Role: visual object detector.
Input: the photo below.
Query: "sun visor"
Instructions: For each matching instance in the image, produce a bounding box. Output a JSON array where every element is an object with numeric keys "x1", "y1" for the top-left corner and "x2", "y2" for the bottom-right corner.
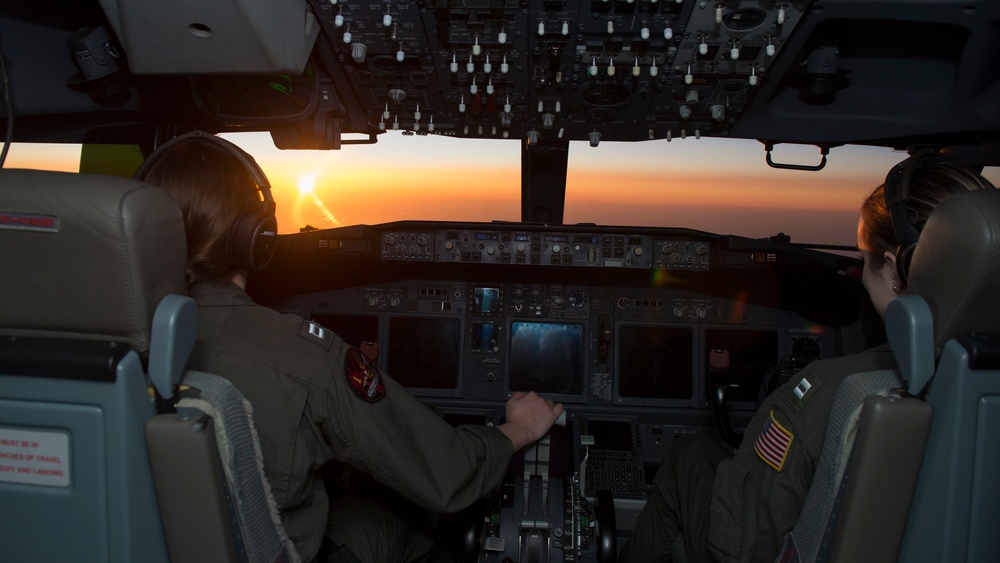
[{"x1": 97, "y1": 0, "x2": 319, "y2": 74}]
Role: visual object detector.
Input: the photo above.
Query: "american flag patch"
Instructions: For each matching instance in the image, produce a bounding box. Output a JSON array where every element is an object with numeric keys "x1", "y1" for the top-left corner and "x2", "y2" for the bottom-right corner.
[{"x1": 754, "y1": 410, "x2": 794, "y2": 471}]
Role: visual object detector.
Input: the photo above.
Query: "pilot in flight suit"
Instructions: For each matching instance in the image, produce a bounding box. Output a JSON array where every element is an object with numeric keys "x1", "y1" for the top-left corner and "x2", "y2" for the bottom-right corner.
[
  {"x1": 136, "y1": 132, "x2": 564, "y2": 563},
  {"x1": 188, "y1": 280, "x2": 516, "y2": 562},
  {"x1": 621, "y1": 150, "x2": 997, "y2": 563},
  {"x1": 620, "y1": 346, "x2": 897, "y2": 563}
]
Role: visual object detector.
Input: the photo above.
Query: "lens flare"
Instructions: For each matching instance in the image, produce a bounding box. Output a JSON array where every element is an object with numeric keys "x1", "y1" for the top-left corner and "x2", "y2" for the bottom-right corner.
[{"x1": 292, "y1": 173, "x2": 340, "y2": 229}]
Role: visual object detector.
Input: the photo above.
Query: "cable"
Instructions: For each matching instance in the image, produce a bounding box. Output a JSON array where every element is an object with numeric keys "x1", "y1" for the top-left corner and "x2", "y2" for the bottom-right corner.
[{"x1": 0, "y1": 32, "x2": 12, "y2": 168}]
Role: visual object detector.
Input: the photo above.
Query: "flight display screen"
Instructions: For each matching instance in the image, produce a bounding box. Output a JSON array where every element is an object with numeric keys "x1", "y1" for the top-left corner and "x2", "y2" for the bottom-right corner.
[
  {"x1": 386, "y1": 317, "x2": 461, "y2": 389},
  {"x1": 704, "y1": 329, "x2": 779, "y2": 402},
  {"x1": 311, "y1": 314, "x2": 378, "y2": 348},
  {"x1": 474, "y1": 287, "x2": 501, "y2": 314},
  {"x1": 617, "y1": 325, "x2": 694, "y2": 400},
  {"x1": 471, "y1": 321, "x2": 500, "y2": 352},
  {"x1": 509, "y1": 321, "x2": 584, "y2": 395}
]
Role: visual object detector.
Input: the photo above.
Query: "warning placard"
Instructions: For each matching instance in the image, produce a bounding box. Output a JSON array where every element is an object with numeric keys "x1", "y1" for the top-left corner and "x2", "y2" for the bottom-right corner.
[{"x1": 0, "y1": 427, "x2": 71, "y2": 487}]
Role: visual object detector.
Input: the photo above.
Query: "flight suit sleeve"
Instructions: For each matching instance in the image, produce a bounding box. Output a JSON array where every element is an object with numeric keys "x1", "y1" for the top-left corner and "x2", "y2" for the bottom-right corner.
[{"x1": 318, "y1": 340, "x2": 514, "y2": 514}]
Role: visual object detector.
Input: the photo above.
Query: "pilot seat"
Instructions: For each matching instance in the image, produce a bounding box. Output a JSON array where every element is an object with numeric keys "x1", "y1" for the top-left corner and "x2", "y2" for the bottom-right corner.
[
  {"x1": 779, "y1": 188, "x2": 1000, "y2": 562},
  {"x1": 0, "y1": 168, "x2": 297, "y2": 563}
]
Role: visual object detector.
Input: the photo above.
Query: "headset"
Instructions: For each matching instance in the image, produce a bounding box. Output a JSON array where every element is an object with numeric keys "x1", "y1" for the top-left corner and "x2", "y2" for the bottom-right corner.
[
  {"x1": 134, "y1": 130, "x2": 278, "y2": 272},
  {"x1": 882, "y1": 148, "x2": 949, "y2": 285}
]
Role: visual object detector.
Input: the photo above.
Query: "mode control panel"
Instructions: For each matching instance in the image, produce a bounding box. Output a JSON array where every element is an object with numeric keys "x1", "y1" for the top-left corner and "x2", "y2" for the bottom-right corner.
[
  {"x1": 436, "y1": 228, "x2": 654, "y2": 269},
  {"x1": 655, "y1": 239, "x2": 711, "y2": 271},
  {"x1": 380, "y1": 231, "x2": 434, "y2": 261},
  {"x1": 380, "y1": 227, "x2": 713, "y2": 271}
]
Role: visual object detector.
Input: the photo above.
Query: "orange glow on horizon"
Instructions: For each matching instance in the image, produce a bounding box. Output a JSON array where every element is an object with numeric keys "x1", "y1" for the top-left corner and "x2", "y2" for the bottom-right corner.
[
  {"x1": 566, "y1": 169, "x2": 868, "y2": 210},
  {"x1": 12, "y1": 132, "x2": 999, "y2": 248}
]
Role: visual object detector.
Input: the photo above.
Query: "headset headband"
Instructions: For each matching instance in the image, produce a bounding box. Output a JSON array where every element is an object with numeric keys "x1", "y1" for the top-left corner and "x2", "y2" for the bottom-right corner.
[
  {"x1": 133, "y1": 130, "x2": 274, "y2": 204},
  {"x1": 134, "y1": 130, "x2": 278, "y2": 272},
  {"x1": 883, "y1": 148, "x2": 948, "y2": 283}
]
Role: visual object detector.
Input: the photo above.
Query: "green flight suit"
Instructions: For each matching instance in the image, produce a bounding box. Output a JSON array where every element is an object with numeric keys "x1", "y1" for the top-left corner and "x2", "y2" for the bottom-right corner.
[
  {"x1": 620, "y1": 345, "x2": 896, "y2": 563},
  {"x1": 186, "y1": 282, "x2": 513, "y2": 563}
]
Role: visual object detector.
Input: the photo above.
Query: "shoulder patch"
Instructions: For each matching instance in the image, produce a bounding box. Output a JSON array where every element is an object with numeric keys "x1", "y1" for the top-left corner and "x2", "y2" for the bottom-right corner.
[
  {"x1": 784, "y1": 372, "x2": 822, "y2": 413},
  {"x1": 299, "y1": 320, "x2": 334, "y2": 350},
  {"x1": 345, "y1": 347, "x2": 386, "y2": 403},
  {"x1": 754, "y1": 410, "x2": 794, "y2": 472}
]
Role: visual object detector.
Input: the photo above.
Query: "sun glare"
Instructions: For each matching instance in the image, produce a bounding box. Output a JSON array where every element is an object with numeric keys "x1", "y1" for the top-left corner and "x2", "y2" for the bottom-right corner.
[{"x1": 298, "y1": 175, "x2": 316, "y2": 195}]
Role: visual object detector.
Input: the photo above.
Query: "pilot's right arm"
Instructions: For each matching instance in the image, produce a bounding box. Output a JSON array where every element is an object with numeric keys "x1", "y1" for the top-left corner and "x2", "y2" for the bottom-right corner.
[{"x1": 314, "y1": 339, "x2": 515, "y2": 514}]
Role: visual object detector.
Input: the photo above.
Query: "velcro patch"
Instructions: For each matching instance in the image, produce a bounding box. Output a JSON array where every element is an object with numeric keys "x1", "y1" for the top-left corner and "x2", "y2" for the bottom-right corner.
[
  {"x1": 345, "y1": 347, "x2": 386, "y2": 403},
  {"x1": 298, "y1": 321, "x2": 334, "y2": 350},
  {"x1": 754, "y1": 410, "x2": 794, "y2": 472},
  {"x1": 784, "y1": 372, "x2": 822, "y2": 413}
]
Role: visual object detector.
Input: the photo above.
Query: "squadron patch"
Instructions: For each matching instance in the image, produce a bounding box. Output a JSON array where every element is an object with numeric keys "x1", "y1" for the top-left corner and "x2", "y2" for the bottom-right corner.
[
  {"x1": 754, "y1": 410, "x2": 794, "y2": 472},
  {"x1": 345, "y1": 347, "x2": 386, "y2": 403}
]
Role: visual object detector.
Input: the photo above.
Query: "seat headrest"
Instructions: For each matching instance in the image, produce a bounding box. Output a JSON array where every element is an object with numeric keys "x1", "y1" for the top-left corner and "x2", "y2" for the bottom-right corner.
[
  {"x1": 906, "y1": 189, "x2": 1000, "y2": 350},
  {"x1": 0, "y1": 169, "x2": 186, "y2": 355}
]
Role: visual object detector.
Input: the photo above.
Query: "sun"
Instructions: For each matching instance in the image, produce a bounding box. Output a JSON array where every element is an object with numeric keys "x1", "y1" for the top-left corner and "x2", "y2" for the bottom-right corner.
[{"x1": 298, "y1": 175, "x2": 316, "y2": 195}]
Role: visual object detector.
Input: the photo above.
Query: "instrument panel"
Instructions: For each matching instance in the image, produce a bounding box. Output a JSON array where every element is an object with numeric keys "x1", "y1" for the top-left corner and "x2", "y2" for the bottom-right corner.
[
  {"x1": 259, "y1": 219, "x2": 866, "y2": 559},
  {"x1": 295, "y1": 279, "x2": 835, "y2": 407}
]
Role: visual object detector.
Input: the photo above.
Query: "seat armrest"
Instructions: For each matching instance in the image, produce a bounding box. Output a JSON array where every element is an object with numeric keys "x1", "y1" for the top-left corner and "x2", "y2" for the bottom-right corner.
[
  {"x1": 829, "y1": 395, "x2": 932, "y2": 563},
  {"x1": 146, "y1": 413, "x2": 239, "y2": 563}
]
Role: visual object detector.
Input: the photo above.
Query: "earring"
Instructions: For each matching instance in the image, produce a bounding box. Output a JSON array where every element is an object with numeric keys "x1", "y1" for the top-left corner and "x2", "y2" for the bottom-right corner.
[{"x1": 893, "y1": 284, "x2": 898, "y2": 292}]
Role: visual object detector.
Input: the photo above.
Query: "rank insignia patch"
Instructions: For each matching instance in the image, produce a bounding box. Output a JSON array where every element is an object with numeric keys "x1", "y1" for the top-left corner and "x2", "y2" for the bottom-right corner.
[
  {"x1": 754, "y1": 410, "x2": 794, "y2": 471},
  {"x1": 299, "y1": 320, "x2": 334, "y2": 350},
  {"x1": 345, "y1": 347, "x2": 386, "y2": 403}
]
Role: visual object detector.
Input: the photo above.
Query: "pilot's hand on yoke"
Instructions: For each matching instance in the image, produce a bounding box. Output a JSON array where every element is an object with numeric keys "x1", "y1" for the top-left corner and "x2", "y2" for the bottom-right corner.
[{"x1": 499, "y1": 391, "x2": 565, "y2": 451}]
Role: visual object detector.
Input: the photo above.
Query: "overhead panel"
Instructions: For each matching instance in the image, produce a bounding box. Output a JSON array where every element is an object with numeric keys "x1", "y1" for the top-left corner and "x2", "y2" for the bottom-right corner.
[{"x1": 312, "y1": 0, "x2": 810, "y2": 143}]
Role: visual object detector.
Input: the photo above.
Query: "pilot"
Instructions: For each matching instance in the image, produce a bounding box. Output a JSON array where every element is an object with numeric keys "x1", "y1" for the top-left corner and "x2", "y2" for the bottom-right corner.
[
  {"x1": 136, "y1": 131, "x2": 564, "y2": 563},
  {"x1": 619, "y1": 152, "x2": 996, "y2": 563}
]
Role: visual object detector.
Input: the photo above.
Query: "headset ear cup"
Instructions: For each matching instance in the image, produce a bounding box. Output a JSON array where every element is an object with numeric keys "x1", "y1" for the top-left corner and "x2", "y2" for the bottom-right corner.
[
  {"x1": 250, "y1": 215, "x2": 279, "y2": 271},
  {"x1": 226, "y1": 205, "x2": 278, "y2": 272},
  {"x1": 896, "y1": 242, "x2": 917, "y2": 285}
]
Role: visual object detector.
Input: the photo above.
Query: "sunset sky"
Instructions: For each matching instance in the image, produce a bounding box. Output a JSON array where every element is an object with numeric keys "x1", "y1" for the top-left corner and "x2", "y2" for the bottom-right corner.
[{"x1": 7, "y1": 133, "x2": 997, "y2": 248}]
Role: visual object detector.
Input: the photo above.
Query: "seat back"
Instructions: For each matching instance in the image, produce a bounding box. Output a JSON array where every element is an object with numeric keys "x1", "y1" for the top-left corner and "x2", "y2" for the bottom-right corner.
[
  {"x1": 0, "y1": 169, "x2": 189, "y2": 563},
  {"x1": 777, "y1": 189, "x2": 1000, "y2": 563},
  {"x1": 0, "y1": 168, "x2": 300, "y2": 563},
  {"x1": 896, "y1": 189, "x2": 1000, "y2": 562}
]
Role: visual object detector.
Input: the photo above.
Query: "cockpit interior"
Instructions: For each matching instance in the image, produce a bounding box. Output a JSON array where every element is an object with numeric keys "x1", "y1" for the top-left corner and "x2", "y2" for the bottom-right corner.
[{"x1": 2, "y1": 1, "x2": 1000, "y2": 562}]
